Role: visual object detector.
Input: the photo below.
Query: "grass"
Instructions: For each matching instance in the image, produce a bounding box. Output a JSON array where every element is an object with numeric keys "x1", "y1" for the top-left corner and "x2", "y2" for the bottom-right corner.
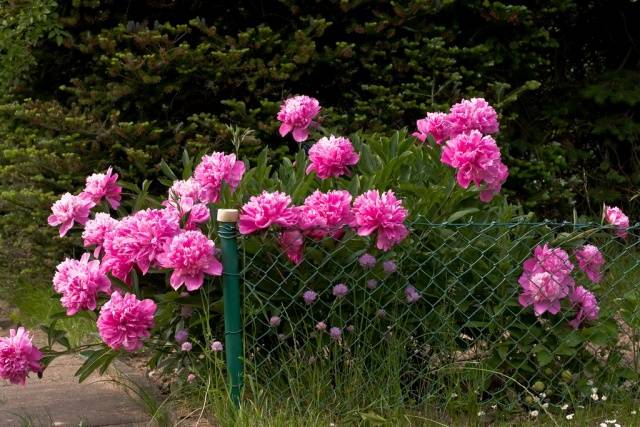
[{"x1": 2, "y1": 283, "x2": 95, "y2": 346}]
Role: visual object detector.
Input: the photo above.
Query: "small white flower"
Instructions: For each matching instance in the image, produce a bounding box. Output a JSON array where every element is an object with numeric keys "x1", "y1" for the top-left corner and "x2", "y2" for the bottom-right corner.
[
  {"x1": 615, "y1": 424, "x2": 621, "y2": 427},
  {"x1": 451, "y1": 393, "x2": 458, "y2": 399},
  {"x1": 542, "y1": 403, "x2": 549, "y2": 409},
  {"x1": 591, "y1": 393, "x2": 600, "y2": 401},
  {"x1": 491, "y1": 404, "x2": 497, "y2": 410},
  {"x1": 529, "y1": 410, "x2": 539, "y2": 418},
  {"x1": 587, "y1": 379, "x2": 594, "y2": 386},
  {"x1": 477, "y1": 411, "x2": 485, "y2": 417},
  {"x1": 539, "y1": 392, "x2": 547, "y2": 398},
  {"x1": 561, "y1": 404, "x2": 569, "y2": 411},
  {"x1": 601, "y1": 395, "x2": 607, "y2": 401},
  {"x1": 566, "y1": 413, "x2": 574, "y2": 420},
  {"x1": 329, "y1": 424, "x2": 335, "y2": 427},
  {"x1": 632, "y1": 410, "x2": 637, "y2": 415},
  {"x1": 605, "y1": 419, "x2": 617, "y2": 424},
  {"x1": 599, "y1": 424, "x2": 607, "y2": 427},
  {"x1": 591, "y1": 387, "x2": 599, "y2": 394}
]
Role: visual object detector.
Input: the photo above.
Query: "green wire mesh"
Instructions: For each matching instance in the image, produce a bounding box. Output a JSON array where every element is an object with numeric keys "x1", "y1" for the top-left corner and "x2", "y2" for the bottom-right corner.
[{"x1": 239, "y1": 221, "x2": 640, "y2": 410}]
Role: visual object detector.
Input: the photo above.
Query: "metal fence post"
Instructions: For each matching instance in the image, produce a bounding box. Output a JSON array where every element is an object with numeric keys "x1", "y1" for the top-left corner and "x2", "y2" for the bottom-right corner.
[{"x1": 217, "y1": 208, "x2": 242, "y2": 407}]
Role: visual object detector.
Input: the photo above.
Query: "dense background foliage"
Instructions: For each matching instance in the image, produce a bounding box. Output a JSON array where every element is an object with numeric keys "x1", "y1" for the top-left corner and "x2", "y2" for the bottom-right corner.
[{"x1": 1, "y1": 0, "x2": 639, "y2": 299}]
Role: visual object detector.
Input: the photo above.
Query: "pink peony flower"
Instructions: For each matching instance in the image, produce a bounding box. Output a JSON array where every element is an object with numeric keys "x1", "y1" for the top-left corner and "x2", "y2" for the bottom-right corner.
[
  {"x1": 279, "y1": 230, "x2": 304, "y2": 264},
  {"x1": 332, "y1": 283, "x2": 349, "y2": 298},
  {"x1": 352, "y1": 190, "x2": 409, "y2": 251},
  {"x1": 175, "y1": 329, "x2": 188, "y2": 344},
  {"x1": 447, "y1": 98, "x2": 499, "y2": 137},
  {"x1": 440, "y1": 130, "x2": 508, "y2": 203},
  {"x1": 80, "y1": 167, "x2": 122, "y2": 209},
  {"x1": 238, "y1": 191, "x2": 298, "y2": 234},
  {"x1": 102, "y1": 208, "x2": 180, "y2": 280},
  {"x1": 303, "y1": 290, "x2": 318, "y2": 305},
  {"x1": 193, "y1": 153, "x2": 245, "y2": 204},
  {"x1": 568, "y1": 286, "x2": 599, "y2": 329},
  {"x1": 0, "y1": 327, "x2": 42, "y2": 385},
  {"x1": 157, "y1": 230, "x2": 223, "y2": 292},
  {"x1": 305, "y1": 135, "x2": 360, "y2": 179},
  {"x1": 53, "y1": 253, "x2": 112, "y2": 316},
  {"x1": 575, "y1": 245, "x2": 605, "y2": 283},
  {"x1": 211, "y1": 341, "x2": 224, "y2": 352},
  {"x1": 82, "y1": 213, "x2": 119, "y2": 257},
  {"x1": 605, "y1": 206, "x2": 629, "y2": 238},
  {"x1": 413, "y1": 112, "x2": 450, "y2": 144},
  {"x1": 299, "y1": 190, "x2": 353, "y2": 239},
  {"x1": 405, "y1": 285, "x2": 421, "y2": 303},
  {"x1": 269, "y1": 316, "x2": 282, "y2": 327},
  {"x1": 277, "y1": 95, "x2": 321, "y2": 142},
  {"x1": 48, "y1": 193, "x2": 94, "y2": 237},
  {"x1": 97, "y1": 291, "x2": 156, "y2": 352},
  {"x1": 358, "y1": 253, "x2": 376, "y2": 268},
  {"x1": 518, "y1": 272, "x2": 571, "y2": 316}
]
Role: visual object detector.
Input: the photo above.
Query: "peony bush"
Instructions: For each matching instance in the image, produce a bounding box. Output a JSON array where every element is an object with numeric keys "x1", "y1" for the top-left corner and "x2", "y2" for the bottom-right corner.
[{"x1": 1, "y1": 95, "x2": 635, "y2": 412}]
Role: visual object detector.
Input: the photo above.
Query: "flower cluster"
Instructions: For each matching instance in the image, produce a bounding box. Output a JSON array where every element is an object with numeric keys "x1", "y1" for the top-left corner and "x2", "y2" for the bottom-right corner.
[
  {"x1": 53, "y1": 253, "x2": 111, "y2": 315},
  {"x1": 413, "y1": 98, "x2": 507, "y2": 202},
  {"x1": 48, "y1": 167, "x2": 123, "y2": 237},
  {"x1": 240, "y1": 188, "x2": 409, "y2": 262},
  {"x1": 46, "y1": 151, "x2": 237, "y2": 355},
  {"x1": 518, "y1": 243, "x2": 603, "y2": 328},
  {"x1": 0, "y1": 327, "x2": 42, "y2": 385},
  {"x1": 277, "y1": 95, "x2": 321, "y2": 142},
  {"x1": 306, "y1": 135, "x2": 360, "y2": 179},
  {"x1": 413, "y1": 98, "x2": 499, "y2": 144}
]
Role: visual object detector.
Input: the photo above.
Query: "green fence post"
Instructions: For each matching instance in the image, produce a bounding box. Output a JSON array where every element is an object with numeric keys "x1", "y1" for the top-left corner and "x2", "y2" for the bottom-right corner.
[{"x1": 217, "y1": 208, "x2": 243, "y2": 407}]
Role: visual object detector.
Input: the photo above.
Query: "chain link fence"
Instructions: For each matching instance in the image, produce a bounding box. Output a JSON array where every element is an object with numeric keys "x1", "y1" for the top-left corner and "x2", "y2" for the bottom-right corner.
[{"x1": 239, "y1": 220, "x2": 640, "y2": 410}]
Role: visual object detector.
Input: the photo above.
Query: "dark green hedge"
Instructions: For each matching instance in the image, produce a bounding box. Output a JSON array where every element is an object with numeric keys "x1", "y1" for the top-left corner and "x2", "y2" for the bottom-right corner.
[{"x1": 1, "y1": 0, "x2": 639, "y2": 292}]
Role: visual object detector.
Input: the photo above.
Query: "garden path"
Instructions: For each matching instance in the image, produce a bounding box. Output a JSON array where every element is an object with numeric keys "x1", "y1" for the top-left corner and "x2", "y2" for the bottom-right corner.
[{"x1": 0, "y1": 301, "x2": 151, "y2": 427}]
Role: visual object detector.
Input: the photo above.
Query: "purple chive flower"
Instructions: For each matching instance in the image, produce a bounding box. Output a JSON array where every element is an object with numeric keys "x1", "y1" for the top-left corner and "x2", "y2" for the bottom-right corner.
[
  {"x1": 405, "y1": 285, "x2": 421, "y2": 303},
  {"x1": 358, "y1": 253, "x2": 376, "y2": 268},
  {"x1": 211, "y1": 340, "x2": 224, "y2": 352},
  {"x1": 329, "y1": 327, "x2": 342, "y2": 340},
  {"x1": 376, "y1": 308, "x2": 387, "y2": 318},
  {"x1": 175, "y1": 329, "x2": 189, "y2": 344},
  {"x1": 315, "y1": 321, "x2": 327, "y2": 331},
  {"x1": 303, "y1": 290, "x2": 318, "y2": 305},
  {"x1": 269, "y1": 315, "x2": 282, "y2": 327},
  {"x1": 181, "y1": 342, "x2": 193, "y2": 352},
  {"x1": 332, "y1": 283, "x2": 349, "y2": 298},
  {"x1": 187, "y1": 373, "x2": 196, "y2": 383},
  {"x1": 383, "y1": 260, "x2": 397, "y2": 274},
  {"x1": 346, "y1": 325, "x2": 355, "y2": 333},
  {"x1": 367, "y1": 279, "x2": 378, "y2": 290}
]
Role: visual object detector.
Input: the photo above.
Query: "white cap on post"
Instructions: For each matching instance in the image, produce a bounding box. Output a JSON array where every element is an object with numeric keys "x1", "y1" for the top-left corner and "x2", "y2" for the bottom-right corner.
[{"x1": 217, "y1": 208, "x2": 239, "y2": 223}]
